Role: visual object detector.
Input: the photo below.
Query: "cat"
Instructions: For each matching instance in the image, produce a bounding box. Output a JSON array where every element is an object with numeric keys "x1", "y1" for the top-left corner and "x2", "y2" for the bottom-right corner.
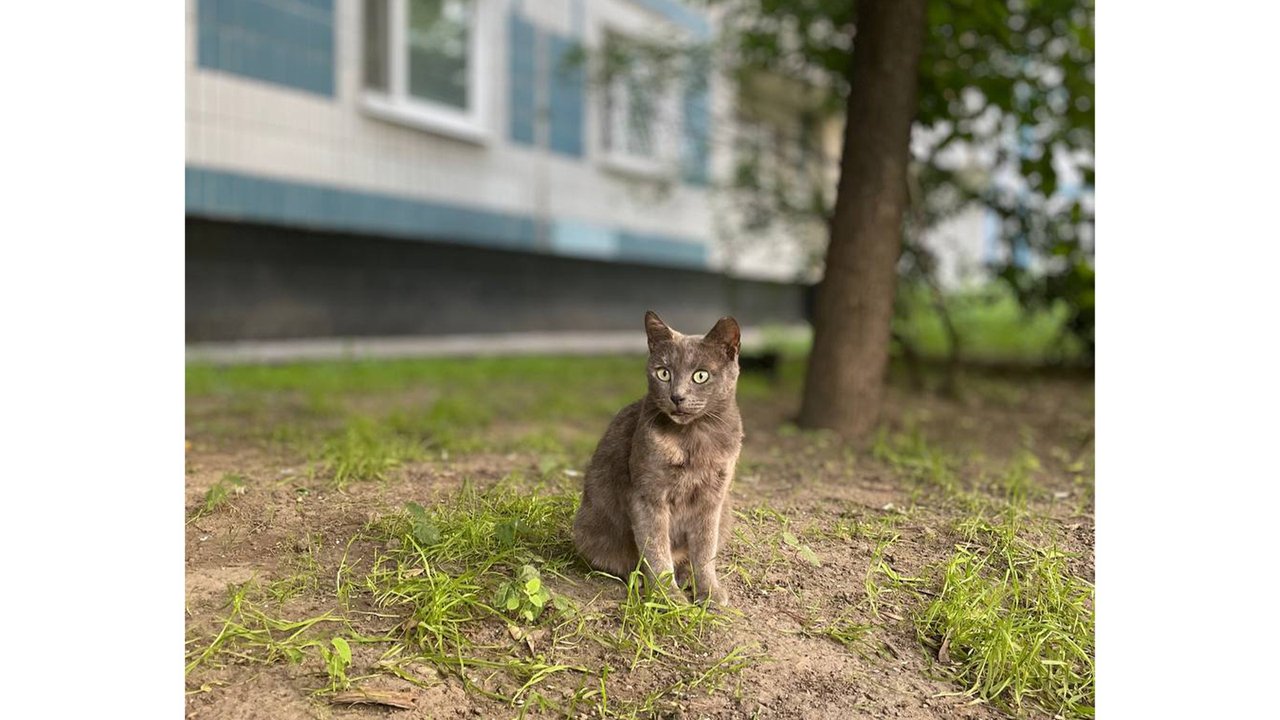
[{"x1": 572, "y1": 310, "x2": 743, "y2": 605}]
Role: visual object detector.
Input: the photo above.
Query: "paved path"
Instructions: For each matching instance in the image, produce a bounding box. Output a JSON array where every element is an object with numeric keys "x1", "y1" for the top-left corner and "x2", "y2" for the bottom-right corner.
[{"x1": 186, "y1": 327, "x2": 810, "y2": 365}]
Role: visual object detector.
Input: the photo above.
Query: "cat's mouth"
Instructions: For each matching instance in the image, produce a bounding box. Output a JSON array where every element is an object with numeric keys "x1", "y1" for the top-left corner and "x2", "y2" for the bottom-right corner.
[{"x1": 666, "y1": 408, "x2": 701, "y2": 424}]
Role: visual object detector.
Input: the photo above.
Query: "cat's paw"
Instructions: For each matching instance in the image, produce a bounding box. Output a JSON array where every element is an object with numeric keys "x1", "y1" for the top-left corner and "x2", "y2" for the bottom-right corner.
[{"x1": 693, "y1": 583, "x2": 729, "y2": 607}]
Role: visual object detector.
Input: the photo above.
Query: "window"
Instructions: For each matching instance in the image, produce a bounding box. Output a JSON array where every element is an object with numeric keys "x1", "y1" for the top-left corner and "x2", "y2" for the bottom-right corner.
[
  {"x1": 599, "y1": 32, "x2": 680, "y2": 177},
  {"x1": 362, "y1": 0, "x2": 492, "y2": 143}
]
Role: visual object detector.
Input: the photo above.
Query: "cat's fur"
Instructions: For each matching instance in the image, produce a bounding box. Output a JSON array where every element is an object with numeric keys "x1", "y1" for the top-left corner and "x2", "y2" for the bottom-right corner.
[{"x1": 572, "y1": 311, "x2": 743, "y2": 604}]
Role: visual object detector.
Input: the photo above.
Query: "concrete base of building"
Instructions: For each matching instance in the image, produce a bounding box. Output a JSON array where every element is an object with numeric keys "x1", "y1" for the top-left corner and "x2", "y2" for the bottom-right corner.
[{"x1": 186, "y1": 217, "x2": 812, "y2": 343}]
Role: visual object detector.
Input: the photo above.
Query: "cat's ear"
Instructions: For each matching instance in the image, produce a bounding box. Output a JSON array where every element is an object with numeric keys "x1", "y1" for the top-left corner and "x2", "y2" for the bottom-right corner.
[
  {"x1": 645, "y1": 310, "x2": 673, "y2": 351},
  {"x1": 705, "y1": 317, "x2": 741, "y2": 362}
]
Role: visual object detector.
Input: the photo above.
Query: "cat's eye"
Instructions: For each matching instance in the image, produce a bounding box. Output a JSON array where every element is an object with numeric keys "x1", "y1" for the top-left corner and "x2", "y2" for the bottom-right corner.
[
  {"x1": 692, "y1": 370, "x2": 710, "y2": 384},
  {"x1": 655, "y1": 368, "x2": 672, "y2": 382}
]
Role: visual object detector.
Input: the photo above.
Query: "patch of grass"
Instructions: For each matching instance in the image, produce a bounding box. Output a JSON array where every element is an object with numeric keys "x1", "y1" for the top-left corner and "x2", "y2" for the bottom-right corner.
[
  {"x1": 185, "y1": 581, "x2": 348, "y2": 676},
  {"x1": 187, "y1": 355, "x2": 652, "y2": 459},
  {"x1": 916, "y1": 511, "x2": 1095, "y2": 718},
  {"x1": 895, "y1": 283, "x2": 1085, "y2": 364},
  {"x1": 355, "y1": 481, "x2": 750, "y2": 706},
  {"x1": 796, "y1": 608, "x2": 873, "y2": 652},
  {"x1": 190, "y1": 473, "x2": 246, "y2": 520},
  {"x1": 872, "y1": 426, "x2": 957, "y2": 493},
  {"x1": 383, "y1": 478, "x2": 580, "y2": 573},
  {"x1": 265, "y1": 533, "x2": 324, "y2": 603},
  {"x1": 611, "y1": 570, "x2": 731, "y2": 667},
  {"x1": 727, "y1": 505, "x2": 821, "y2": 587},
  {"x1": 828, "y1": 509, "x2": 904, "y2": 544},
  {"x1": 344, "y1": 483, "x2": 599, "y2": 704},
  {"x1": 863, "y1": 533, "x2": 928, "y2": 619},
  {"x1": 996, "y1": 448, "x2": 1043, "y2": 506},
  {"x1": 315, "y1": 417, "x2": 424, "y2": 487},
  {"x1": 365, "y1": 542, "x2": 486, "y2": 655}
]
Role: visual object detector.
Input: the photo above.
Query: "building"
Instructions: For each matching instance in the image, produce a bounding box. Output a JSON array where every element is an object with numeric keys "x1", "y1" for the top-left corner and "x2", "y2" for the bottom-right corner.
[{"x1": 186, "y1": 0, "x2": 821, "y2": 343}]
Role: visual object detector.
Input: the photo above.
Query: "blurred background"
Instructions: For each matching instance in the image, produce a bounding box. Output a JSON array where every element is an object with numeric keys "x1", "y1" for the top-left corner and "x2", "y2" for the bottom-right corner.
[{"x1": 184, "y1": 0, "x2": 1093, "y2": 371}]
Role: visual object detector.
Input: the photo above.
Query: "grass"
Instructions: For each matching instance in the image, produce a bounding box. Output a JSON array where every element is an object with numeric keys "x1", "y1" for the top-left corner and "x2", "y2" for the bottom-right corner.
[
  {"x1": 185, "y1": 581, "x2": 349, "y2": 676},
  {"x1": 186, "y1": 351, "x2": 1093, "y2": 716},
  {"x1": 738, "y1": 282, "x2": 1086, "y2": 365},
  {"x1": 316, "y1": 417, "x2": 425, "y2": 487},
  {"x1": 725, "y1": 505, "x2": 823, "y2": 588},
  {"x1": 895, "y1": 282, "x2": 1085, "y2": 364},
  {"x1": 860, "y1": 425, "x2": 1094, "y2": 716},
  {"x1": 916, "y1": 510, "x2": 1095, "y2": 718},
  {"x1": 190, "y1": 472, "x2": 246, "y2": 520},
  {"x1": 872, "y1": 425, "x2": 958, "y2": 493},
  {"x1": 265, "y1": 533, "x2": 324, "y2": 603},
  {"x1": 188, "y1": 478, "x2": 753, "y2": 714},
  {"x1": 186, "y1": 352, "x2": 799, "y2": 461},
  {"x1": 611, "y1": 570, "x2": 732, "y2": 667}
]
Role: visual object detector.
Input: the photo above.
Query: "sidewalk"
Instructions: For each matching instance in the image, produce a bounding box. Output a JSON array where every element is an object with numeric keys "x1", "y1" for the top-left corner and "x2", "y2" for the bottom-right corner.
[{"x1": 186, "y1": 326, "x2": 811, "y2": 365}]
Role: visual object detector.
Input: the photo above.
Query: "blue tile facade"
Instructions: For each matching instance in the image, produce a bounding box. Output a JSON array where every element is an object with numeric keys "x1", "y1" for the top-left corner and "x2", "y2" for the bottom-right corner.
[
  {"x1": 197, "y1": 0, "x2": 335, "y2": 96},
  {"x1": 187, "y1": 166, "x2": 708, "y2": 269},
  {"x1": 618, "y1": 231, "x2": 709, "y2": 269},
  {"x1": 187, "y1": 167, "x2": 538, "y2": 251}
]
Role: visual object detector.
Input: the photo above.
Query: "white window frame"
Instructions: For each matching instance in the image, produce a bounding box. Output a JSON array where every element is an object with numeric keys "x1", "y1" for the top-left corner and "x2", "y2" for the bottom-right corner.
[
  {"x1": 361, "y1": 0, "x2": 494, "y2": 144},
  {"x1": 596, "y1": 28, "x2": 682, "y2": 179}
]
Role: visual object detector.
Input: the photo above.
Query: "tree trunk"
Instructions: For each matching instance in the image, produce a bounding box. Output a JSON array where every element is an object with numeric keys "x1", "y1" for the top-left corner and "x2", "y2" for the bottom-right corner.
[{"x1": 797, "y1": 0, "x2": 928, "y2": 437}]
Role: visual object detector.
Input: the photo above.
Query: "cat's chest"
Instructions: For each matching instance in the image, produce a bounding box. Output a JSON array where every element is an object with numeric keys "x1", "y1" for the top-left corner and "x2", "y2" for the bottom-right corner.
[{"x1": 651, "y1": 432, "x2": 732, "y2": 500}]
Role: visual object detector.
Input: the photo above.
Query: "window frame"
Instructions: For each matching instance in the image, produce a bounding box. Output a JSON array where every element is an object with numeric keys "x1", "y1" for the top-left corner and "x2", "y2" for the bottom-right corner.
[
  {"x1": 596, "y1": 28, "x2": 683, "y2": 179},
  {"x1": 360, "y1": 0, "x2": 494, "y2": 145}
]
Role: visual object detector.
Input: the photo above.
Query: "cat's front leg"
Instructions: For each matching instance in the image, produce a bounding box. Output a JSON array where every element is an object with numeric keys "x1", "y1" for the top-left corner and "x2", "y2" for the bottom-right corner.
[
  {"x1": 628, "y1": 492, "x2": 685, "y2": 600},
  {"x1": 686, "y1": 495, "x2": 729, "y2": 605}
]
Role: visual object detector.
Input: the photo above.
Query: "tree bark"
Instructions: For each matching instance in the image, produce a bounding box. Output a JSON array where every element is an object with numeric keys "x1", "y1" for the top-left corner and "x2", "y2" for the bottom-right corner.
[{"x1": 798, "y1": 0, "x2": 928, "y2": 437}]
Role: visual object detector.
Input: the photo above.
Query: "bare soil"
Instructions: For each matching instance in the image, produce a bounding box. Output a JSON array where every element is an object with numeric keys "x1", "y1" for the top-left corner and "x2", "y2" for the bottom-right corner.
[{"x1": 185, "y1": 369, "x2": 1094, "y2": 720}]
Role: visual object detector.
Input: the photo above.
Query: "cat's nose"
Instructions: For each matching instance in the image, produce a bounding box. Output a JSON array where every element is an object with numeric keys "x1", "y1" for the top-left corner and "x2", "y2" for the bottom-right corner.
[{"x1": 670, "y1": 393, "x2": 685, "y2": 405}]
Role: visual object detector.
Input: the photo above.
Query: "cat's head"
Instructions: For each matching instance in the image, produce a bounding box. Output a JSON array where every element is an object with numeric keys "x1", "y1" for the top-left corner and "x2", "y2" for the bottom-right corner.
[{"x1": 643, "y1": 310, "x2": 740, "y2": 425}]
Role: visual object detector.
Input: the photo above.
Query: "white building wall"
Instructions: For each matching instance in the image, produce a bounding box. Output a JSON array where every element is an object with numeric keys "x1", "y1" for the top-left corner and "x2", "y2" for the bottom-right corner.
[{"x1": 186, "y1": 0, "x2": 720, "y2": 269}]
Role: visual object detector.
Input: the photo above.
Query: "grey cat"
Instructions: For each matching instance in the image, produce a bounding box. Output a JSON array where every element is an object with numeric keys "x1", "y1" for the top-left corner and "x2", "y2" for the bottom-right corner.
[{"x1": 572, "y1": 311, "x2": 743, "y2": 605}]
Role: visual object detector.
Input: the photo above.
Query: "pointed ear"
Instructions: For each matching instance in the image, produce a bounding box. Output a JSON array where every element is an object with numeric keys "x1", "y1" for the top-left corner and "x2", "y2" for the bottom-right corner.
[
  {"x1": 705, "y1": 317, "x2": 740, "y2": 362},
  {"x1": 644, "y1": 310, "x2": 673, "y2": 352}
]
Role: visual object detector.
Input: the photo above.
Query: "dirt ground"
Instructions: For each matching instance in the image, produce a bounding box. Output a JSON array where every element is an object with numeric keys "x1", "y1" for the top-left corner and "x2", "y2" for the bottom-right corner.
[{"x1": 184, "y1": 362, "x2": 1094, "y2": 720}]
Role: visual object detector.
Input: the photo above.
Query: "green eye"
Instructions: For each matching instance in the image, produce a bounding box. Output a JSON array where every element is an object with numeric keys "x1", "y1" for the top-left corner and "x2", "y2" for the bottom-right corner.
[
  {"x1": 655, "y1": 368, "x2": 671, "y2": 382},
  {"x1": 692, "y1": 370, "x2": 710, "y2": 384}
]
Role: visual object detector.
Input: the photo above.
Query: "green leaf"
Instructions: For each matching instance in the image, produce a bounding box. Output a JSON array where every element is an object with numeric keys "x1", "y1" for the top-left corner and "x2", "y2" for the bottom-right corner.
[
  {"x1": 781, "y1": 531, "x2": 799, "y2": 547},
  {"x1": 496, "y1": 521, "x2": 517, "y2": 546},
  {"x1": 525, "y1": 577, "x2": 542, "y2": 594},
  {"x1": 332, "y1": 637, "x2": 351, "y2": 664},
  {"x1": 798, "y1": 545, "x2": 821, "y2": 566},
  {"x1": 412, "y1": 520, "x2": 440, "y2": 545},
  {"x1": 506, "y1": 593, "x2": 521, "y2": 611}
]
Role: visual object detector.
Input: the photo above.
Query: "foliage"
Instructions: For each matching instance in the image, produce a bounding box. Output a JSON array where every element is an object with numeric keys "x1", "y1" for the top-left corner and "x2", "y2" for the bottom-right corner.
[
  {"x1": 917, "y1": 512, "x2": 1095, "y2": 717},
  {"x1": 494, "y1": 565, "x2": 553, "y2": 624},
  {"x1": 709, "y1": 0, "x2": 1095, "y2": 355},
  {"x1": 318, "y1": 637, "x2": 352, "y2": 691},
  {"x1": 190, "y1": 473, "x2": 246, "y2": 521},
  {"x1": 894, "y1": 282, "x2": 1084, "y2": 363}
]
